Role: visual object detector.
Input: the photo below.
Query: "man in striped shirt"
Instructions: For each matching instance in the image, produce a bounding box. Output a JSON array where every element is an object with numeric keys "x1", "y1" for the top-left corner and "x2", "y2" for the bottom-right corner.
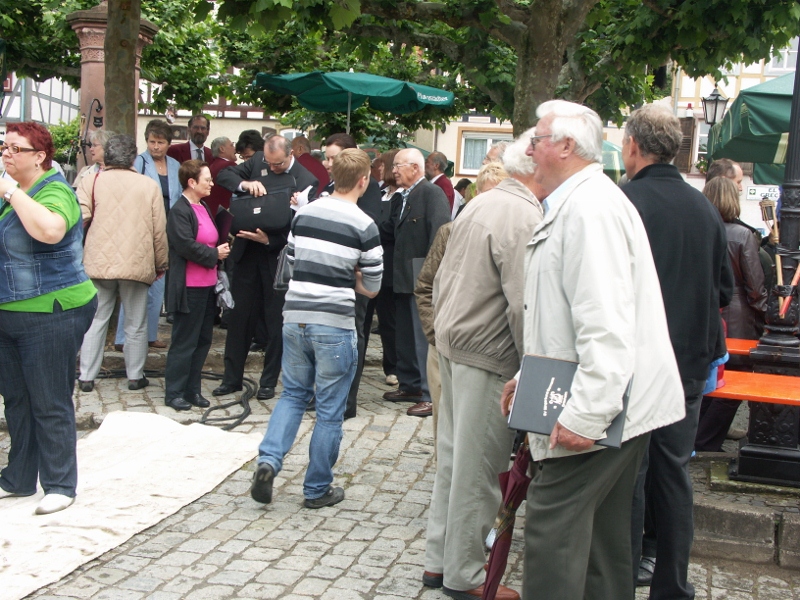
[{"x1": 251, "y1": 149, "x2": 383, "y2": 509}]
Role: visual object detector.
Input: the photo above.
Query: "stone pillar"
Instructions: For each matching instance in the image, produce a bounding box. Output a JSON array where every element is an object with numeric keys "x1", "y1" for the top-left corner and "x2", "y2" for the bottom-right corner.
[{"x1": 66, "y1": 1, "x2": 158, "y2": 167}]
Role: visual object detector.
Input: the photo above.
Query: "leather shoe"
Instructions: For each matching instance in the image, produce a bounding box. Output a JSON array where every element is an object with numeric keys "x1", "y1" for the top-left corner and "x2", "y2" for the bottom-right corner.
[
  {"x1": 251, "y1": 462, "x2": 275, "y2": 504},
  {"x1": 256, "y1": 386, "x2": 275, "y2": 400},
  {"x1": 212, "y1": 383, "x2": 242, "y2": 396},
  {"x1": 166, "y1": 396, "x2": 192, "y2": 411},
  {"x1": 128, "y1": 377, "x2": 149, "y2": 391},
  {"x1": 443, "y1": 584, "x2": 519, "y2": 600},
  {"x1": 407, "y1": 401, "x2": 433, "y2": 417},
  {"x1": 113, "y1": 344, "x2": 124, "y2": 352},
  {"x1": 383, "y1": 389, "x2": 423, "y2": 402},
  {"x1": 422, "y1": 571, "x2": 443, "y2": 588},
  {"x1": 185, "y1": 394, "x2": 210, "y2": 408},
  {"x1": 304, "y1": 485, "x2": 344, "y2": 509},
  {"x1": 78, "y1": 380, "x2": 94, "y2": 393},
  {"x1": 250, "y1": 342, "x2": 266, "y2": 352},
  {"x1": 636, "y1": 556, "x2": 656, "y2": 586},
  {"x1": 149, "y1": 340, "x2": 167, "y2": 349}
]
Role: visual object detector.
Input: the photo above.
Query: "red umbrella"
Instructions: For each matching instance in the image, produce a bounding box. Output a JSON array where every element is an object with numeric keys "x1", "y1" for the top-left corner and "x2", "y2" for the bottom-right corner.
[{"x1": 483, "y1": 437, "x2": 531, "y2": 600}]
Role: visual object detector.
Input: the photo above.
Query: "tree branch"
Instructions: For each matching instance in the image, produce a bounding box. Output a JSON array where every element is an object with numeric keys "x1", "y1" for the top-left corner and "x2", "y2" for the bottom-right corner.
[
  {"x1": 14, "y1": 59, "x2": 81, "y2": 81},
  {"x1": 358, "y1": 0, "x2": 526, "y2": 48}
]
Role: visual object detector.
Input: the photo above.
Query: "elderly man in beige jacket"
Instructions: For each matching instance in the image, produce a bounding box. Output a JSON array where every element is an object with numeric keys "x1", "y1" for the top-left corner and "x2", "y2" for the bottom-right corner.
[
  {"x1": 499, "y1": 100, "x2": 685, "y2": 600},
  {"x1": 77, "y1": 134, "x2": 168, "y2": 392},
  {"x1": 421, "y1": 133, "x2": 543, "y2": 600}
]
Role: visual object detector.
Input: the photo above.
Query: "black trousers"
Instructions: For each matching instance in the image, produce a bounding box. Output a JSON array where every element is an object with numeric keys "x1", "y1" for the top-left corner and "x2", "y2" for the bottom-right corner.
[
  {"x1": 375, "y1": 286, "x2": 397, "y2": 376},
  {"x1": 394, "y1": 292, "x2": 421, "y2": 394},
  {"x1": 631, "y1": 378, "x2": 705, "y2": 600},
  {"x1": 165, "y1": 286, "x2": 217, "y2": 400},
  {"x1": 222, "y1": 244, "x2": 285, "y2": 389},
  {"x1": 695, "y1": 396, "x2": 740, "y2": 452}
]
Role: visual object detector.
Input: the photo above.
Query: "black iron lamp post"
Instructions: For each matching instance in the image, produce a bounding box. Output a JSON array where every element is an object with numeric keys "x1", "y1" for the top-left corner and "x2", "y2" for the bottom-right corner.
[
  {"x1": 701, "y1": 86, "x2": 729, "y2": 126},
  {"x1": 732, "y1": 71, "x2": 800, "y2": 487}
]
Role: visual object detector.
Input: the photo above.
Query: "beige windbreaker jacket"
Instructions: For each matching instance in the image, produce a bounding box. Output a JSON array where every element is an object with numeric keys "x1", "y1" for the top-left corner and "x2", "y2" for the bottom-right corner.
[{"x1": 522, "y1": 164, "x2": 685, "y2": 461}]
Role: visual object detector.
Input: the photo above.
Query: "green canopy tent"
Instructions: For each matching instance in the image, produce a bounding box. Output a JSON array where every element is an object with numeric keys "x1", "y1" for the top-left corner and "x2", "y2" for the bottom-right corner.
[
  {"x1": 254, "y1": 71, "x2": 455, "y2": 135},
  {"x1": 707, "y1": 72, "x2": 794, "y2": 183}
]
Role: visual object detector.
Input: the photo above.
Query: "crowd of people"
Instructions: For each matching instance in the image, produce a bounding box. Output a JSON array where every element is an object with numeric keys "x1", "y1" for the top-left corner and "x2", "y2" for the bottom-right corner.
[{"x1": 0, "y1": 99, "x2": 772, "y2": 599}]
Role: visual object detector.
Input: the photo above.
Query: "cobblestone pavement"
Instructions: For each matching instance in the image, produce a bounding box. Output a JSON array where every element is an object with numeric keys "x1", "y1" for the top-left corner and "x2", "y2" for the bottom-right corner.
[{"x1": 1, "y1": 331, "x2": 799, "y2": 599}]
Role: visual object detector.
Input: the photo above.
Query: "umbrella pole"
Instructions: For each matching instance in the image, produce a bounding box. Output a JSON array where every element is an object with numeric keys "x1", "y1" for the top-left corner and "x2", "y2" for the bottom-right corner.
[{"x1": 346, "y1": 92, "x2": 351, "y2": 135}]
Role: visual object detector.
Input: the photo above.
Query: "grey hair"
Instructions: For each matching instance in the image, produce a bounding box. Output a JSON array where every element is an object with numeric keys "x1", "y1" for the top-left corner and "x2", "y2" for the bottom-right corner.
[
  {"x1": 536, "y1": 100, "x2": 603, "y2": 163},
  {"x1": 398, "y1": 148, "x2": 425, "y2": 170},
  {"x1": 90, "y1": 129, "x2": 115, "y2": 147},
  {"x1": 502, "y1": 127, "x2": 537, "y2": 176},
  {"x1": 624, "y1": 104, "x2": 682, "y2": 164},
  {"x1": 103, "y1": 134, "x2": 138, "y2": 168},
  {"x1": 210, "y1": 136, "x2": 231, "y2": 157},
  {"x1": 488, "y1": 141, "x2": 510, "y2": 161},
  {"x1": 429, "y1": 151, "x2": 448, "y2": 173},
  {"x1": 264, "y1": 134, "x2": 292, "y2": 157}
]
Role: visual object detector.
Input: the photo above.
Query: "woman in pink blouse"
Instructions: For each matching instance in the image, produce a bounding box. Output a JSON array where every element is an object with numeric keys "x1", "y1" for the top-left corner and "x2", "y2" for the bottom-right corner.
[{"x1": 164, "y1": 160, "x2": 230, "y2": 411}]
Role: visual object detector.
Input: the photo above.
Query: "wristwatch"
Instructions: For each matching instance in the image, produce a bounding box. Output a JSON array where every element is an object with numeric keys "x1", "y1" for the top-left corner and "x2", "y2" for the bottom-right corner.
[{"x1": 3, "y1": 184, "x2": 18, "y2": 201}]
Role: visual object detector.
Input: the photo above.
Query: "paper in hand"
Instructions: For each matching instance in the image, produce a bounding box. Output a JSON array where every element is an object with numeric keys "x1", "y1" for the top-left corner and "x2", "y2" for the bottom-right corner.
[{"x1": 292, "y1": 185, "x2": 313, "y2": 211}]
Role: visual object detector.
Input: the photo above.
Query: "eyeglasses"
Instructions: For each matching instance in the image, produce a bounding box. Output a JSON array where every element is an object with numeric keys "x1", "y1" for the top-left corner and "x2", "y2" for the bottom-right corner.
[
  {"x1": 0, "y1": 144, "x2": 38, "y2": 155},
  {"x1": 266, "y1": 157, "x2": 289, "y2": 168},
  {"x1": 392, "y1": 163, "x2": 413, "y2": 170},
  {"x1": 529, "y1": 135, "x2": 553, "y2": 148}
]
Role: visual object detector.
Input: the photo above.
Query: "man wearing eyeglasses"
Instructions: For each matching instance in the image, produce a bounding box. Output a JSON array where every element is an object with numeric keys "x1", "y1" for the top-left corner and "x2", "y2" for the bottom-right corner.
[
  {"x1": 167, "y1": 115, "x2": 213, "y2": 164},
  {"x1": 214, "y1": 134, "x2": 319, "y2": 401},
  {"x1": 380, "y1": 148, "x2": 450, "y2": 409}
]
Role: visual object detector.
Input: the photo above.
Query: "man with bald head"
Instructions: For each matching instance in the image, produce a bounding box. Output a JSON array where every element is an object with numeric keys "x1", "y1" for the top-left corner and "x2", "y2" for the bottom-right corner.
[
  {"x1": 425, "y1": 151, "x2": 455, "y2": 211},
  {"x1": 291, "y1": 135, "x2": 329, "y2": 196},
  {"x1": 381, "y1": 148, "x2": 450, "y2": 406}
]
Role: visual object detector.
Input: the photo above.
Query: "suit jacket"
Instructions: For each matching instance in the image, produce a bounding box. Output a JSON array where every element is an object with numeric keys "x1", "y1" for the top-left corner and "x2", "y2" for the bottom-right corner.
[
  {"x1": 296, "y1": 152, "x2": 330, "y2": 197},
  {"x1": 207, "y1": 157, "x2": 235, "y2": 216},
  {"x1": 622, "y1": 163, "x2": 734, "y2": 380},
  {"x1": 380, "y1": 178, "x2": 450, "y2": 294},
  {"x1": 167, "y1": 142, "x2": 213, "y2": 164},
  {"x1": 217, "y1": 153, "x2": 319, "y2": 262},
  {"x1": 432, "y1": 174, "x2": 455, "y2": 211},
  {"x1": 133, "y1": 151, "x2": 182, "y2": 211}
]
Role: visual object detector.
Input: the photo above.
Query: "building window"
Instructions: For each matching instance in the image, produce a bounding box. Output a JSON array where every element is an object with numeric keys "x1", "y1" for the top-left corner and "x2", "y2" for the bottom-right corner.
[
  {"x1": 458, "y1": 130, "x2": 513, "y2": 175},
  {"x1": 766, "y1": 37, "x2": 799, "y2": 75}
]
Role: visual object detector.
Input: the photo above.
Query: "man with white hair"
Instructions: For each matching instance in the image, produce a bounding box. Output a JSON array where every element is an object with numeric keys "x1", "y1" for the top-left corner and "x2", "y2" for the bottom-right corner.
[
  {"x1": 422, "y1": 131, "x2": 543, "y2": 600},
  {"x1": 500, "y1": 100, "x2": 685, "y2": 599},
  {"x1": 381, "y1": 148, "x2": 450, "y2": 407}
]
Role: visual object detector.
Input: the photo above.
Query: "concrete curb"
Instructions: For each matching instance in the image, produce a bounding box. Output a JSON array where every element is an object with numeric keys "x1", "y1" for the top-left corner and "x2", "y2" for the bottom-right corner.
[{"x1": 693, "y1": 498, "x2": 778, "y2": 564}]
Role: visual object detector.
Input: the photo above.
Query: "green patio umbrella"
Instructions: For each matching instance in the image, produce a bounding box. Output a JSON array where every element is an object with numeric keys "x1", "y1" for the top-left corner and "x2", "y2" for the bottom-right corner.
[
  {"x1": 707, "y1": 72, "x2": 794, "y2": 168},
  {"x1": 254, "y1": 71, "x2": 455, "y2": 134},
  {"x1": 602, "y1": 140, "x2": 624, "y2": 183}
]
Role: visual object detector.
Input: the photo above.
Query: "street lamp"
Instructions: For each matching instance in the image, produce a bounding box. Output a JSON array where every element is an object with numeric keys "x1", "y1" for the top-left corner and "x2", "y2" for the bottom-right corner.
[{"x1": 701, "y1": 86, "x2": 729, "y2": 125}]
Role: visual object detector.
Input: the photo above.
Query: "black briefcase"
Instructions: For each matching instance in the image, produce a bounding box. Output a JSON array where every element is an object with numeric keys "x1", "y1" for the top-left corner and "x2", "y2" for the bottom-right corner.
[{"x1": 229, "y1": 172, "x2": 296, "y2": 234}]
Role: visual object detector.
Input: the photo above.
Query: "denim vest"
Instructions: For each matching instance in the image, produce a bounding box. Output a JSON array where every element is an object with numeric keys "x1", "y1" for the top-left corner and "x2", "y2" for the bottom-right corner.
[{"x1": 0, "y1": 172, "x2": 89, "y2": 304}]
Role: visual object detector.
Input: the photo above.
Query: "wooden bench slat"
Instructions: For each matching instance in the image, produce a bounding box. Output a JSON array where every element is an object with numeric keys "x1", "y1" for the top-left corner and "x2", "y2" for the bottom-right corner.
[
  {"x1": 726, "y1": 338, "x2": 759, "y2": 356},
  {"x1": 707, "y1": 370, "x2": 800, "y2": 406}
]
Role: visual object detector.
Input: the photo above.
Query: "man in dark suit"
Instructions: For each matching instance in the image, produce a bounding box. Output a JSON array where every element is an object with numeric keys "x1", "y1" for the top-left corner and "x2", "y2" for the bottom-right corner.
[
  {"x1": 167, "y1": 115, "x2": 213, "y2": 164},
  {"x1": 425, "y1": 151, "x2": 455, "y2": 212},
  {"x1": 214, "y1": 134, "x2": 319, "y2": 400},
  {"x1": 206, "y1": 136, "x2": 236, "y2": 216},
  {"x1": 381, "y1": 148, "x2": 450, "y2": 405}
]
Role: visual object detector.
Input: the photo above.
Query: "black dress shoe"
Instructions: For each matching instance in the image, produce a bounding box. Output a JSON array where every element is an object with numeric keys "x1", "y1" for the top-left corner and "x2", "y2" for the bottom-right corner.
[
  {"x1": 78, "y1": 380, "x2": 94, "y2": 393},
  {"x1": 128, "y1": 377, "x2": 149, "y2": 391},
  {"x1": 212, "y1": 383, "x2": 242, "y2": 396},
  {"x1": 250, "y1": 342, "x2": 266, "y2": 352},
  {"x1": 185, "y1": 394, "x2": 210, "y2": 408},
  {"x1": 383, "y1": 389, "x2": 423, "y2": 402},
  {"x1": 636, "y1": 556, "x2": 656, "y2": 586},
  {"x1": 166, "y1": 396, "x2": 192, "y2": 411},
  {"x1": 256, "y1": 386, "x2": 275, "y2": 400}
]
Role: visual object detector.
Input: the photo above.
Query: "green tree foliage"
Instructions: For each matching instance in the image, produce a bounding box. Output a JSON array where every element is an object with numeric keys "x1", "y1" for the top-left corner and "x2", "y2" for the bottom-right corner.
[{"x1": 48, "y1": 116, "x2": 82, "y2": 167}]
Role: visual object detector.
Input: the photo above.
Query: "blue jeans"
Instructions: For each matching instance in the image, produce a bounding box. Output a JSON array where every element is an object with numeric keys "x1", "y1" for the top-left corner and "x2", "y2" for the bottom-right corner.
[
  {"x1": 0, "y1": 298, "x2": 97, "y2": 497},
  {"x1": 258, "y1": 323, "x2": 357, "y2": 500}
]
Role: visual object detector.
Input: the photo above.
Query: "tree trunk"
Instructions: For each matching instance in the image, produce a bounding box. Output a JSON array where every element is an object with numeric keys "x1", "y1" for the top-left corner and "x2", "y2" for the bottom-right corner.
[{"x1": 105, "y1": 0, "x2": 140, "y2": 137}]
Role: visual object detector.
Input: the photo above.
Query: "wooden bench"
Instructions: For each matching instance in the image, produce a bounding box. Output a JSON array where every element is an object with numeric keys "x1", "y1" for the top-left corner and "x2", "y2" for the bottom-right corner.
[
  {"x1": 707, "y1": 370, "x2": 800, "y2": 407},
  {"x1": 726, "y1": 338, "x2": 759, "y2": 356}
]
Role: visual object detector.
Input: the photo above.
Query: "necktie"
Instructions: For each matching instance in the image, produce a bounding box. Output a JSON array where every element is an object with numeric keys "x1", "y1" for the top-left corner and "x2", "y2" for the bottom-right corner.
[{"x1": 196, "y1": 148, "x2": 203, "y2": 160}]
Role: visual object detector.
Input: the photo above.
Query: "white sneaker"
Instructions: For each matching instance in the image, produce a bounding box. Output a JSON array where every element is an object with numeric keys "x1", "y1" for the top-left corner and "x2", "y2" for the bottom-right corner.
[
  {"x1": 35, "y1": 493, "x2": 75, "y2": 515},
  {"x1": 385, "y1": 374, "x2": 399, "y2": 386}
]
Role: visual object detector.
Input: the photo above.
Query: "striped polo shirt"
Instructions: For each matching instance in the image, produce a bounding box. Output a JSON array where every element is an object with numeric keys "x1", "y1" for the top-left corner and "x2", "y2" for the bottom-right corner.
[{"x1": 283, "y1": 196, "x2": 383, "y2": 330}]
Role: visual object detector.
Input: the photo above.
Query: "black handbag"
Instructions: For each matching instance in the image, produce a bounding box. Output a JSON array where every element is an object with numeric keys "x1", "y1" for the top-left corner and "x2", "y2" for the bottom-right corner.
[
  {"x1": 230, "y1": 172, "x2": 296, "y2": 234},
  {"x1": 273, "y1": 245, "x2": 293, "y2": 291}
]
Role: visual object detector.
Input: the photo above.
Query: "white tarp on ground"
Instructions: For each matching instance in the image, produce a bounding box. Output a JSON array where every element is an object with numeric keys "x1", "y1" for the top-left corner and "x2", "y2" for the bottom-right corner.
[{"x1": 0, "y1": 411, "x2": 260, "y2": 600}]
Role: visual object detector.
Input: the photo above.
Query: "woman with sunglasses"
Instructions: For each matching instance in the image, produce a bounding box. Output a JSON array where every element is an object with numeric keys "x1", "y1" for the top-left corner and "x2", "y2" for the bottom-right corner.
[{"x1": 0, "y1": 122, "x2": 97, "y2": 515}]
